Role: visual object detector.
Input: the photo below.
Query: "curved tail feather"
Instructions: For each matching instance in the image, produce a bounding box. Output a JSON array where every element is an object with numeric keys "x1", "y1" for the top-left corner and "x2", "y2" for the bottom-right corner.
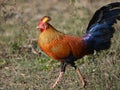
[
  {"x1": 86, "y1": 2, "x2": 120, "y2": 31},
  {"x1": 83, "y1": 2, "x2": 120, "y2": 52}
]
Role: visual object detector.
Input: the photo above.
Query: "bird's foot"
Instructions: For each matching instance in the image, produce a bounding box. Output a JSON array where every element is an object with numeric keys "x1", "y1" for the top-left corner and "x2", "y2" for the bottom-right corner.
[
  {"x1": 81, "y1": 78, "x2": 86, "y2": 88},
  {"x1": 76, "y1": 68, "x2": 86, "y2": 88}
]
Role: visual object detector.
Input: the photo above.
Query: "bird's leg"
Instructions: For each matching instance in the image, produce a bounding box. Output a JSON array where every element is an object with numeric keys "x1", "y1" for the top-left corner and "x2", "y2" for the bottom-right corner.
[
  {"x1": 76, "y1": 67, "x2": 85, "y2": 88},
  {"x1": 71, "y1": 62, "x2": 86, "y2": 88},
  {"x1": 51, "y1": 62, "x2": 67, "y2": 89},
  {"x1": 51, "y1": 72, "x2": 64, "y2": 89}
]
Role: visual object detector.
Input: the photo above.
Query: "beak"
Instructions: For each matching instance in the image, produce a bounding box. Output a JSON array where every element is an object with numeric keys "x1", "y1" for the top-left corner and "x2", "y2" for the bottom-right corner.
[{"x1": 36, "y1": 26, "x2": 39, "y2": 29}]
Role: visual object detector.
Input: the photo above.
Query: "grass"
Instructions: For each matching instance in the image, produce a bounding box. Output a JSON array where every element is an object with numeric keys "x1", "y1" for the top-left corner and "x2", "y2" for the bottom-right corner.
[{"x1": 0, "y1": 0, "x2": 120, "y2": 90}]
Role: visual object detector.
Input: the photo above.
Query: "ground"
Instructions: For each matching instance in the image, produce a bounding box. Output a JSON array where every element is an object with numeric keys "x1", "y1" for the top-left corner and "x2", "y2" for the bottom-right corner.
[{"x1": 0, "y1": 0, "x2": 120, "y2": 90}]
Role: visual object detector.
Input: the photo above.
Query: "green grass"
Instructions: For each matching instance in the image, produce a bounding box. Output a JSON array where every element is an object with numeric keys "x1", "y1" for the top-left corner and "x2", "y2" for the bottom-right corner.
[{"x1": 0, "y1": 0, "x2": 120, "y2": 90}]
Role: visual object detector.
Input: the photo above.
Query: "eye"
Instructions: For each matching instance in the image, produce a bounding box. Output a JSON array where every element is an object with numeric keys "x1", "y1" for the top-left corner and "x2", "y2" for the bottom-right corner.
[
  {"x1": 39, "y1": 23, "x2": 45, "y2": 28},
  {"x1": 40, "y1": 23, "x2": 47, "y2": 30}
]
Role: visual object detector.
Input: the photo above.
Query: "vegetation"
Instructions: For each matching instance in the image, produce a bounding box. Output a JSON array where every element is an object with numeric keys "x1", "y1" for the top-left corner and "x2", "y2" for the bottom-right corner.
[{"x1": 0, "y1": 0, "x2": 120, "y2": 90}]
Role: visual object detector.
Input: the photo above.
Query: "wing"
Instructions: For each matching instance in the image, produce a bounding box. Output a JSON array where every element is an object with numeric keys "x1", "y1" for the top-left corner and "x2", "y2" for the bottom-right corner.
[{"x1": 39, "y1": 35, "x2": 88, "y2": 61}]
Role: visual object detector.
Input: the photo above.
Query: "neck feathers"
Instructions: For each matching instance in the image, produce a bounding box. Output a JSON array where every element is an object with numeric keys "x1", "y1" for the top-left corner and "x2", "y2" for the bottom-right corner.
[{"x1": 38, "y1": 24, "x2": 64, "y2": 45}]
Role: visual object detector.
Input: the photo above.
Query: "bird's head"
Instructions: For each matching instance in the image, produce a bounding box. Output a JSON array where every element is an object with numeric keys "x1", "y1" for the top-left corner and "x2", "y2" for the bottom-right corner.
[{"x1": 36, "y1": 16, "x2": 51, "y2": 32}]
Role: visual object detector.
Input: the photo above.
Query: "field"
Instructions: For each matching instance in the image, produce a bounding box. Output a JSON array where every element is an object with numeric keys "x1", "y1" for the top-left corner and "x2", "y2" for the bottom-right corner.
[{"x1": 0, "y1": 0, "x2": 120, "y2": 90}]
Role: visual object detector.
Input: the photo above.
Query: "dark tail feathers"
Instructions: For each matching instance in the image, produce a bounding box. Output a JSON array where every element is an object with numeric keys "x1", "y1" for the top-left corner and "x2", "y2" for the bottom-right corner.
[
  {"x1": 84, "y1": 2, "x2": 120, "y2": 52},
  {"x1": 87, "y1": 2, "x2": 120, "y2": 30}
]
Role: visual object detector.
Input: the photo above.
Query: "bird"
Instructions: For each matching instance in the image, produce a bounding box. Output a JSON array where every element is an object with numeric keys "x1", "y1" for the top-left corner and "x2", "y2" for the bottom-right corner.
[{"x1": 36, "y1": 2, "x2": 120, "y2": 89}]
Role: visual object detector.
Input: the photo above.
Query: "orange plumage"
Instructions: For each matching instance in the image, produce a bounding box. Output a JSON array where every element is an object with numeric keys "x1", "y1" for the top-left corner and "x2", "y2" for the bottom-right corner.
[
  {"x1": 38, "y1": 24, "x2": 89, "y2": 61},
  {"x1": 36, "y1": 2, "x2": 120, "y2": 89},
  {"x1": 37, "y1": 17, "x2": 88, "y2": 88}
]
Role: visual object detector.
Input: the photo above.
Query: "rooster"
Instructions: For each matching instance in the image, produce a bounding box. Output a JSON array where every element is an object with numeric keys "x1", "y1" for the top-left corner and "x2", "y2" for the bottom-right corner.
[{"x1": 36, "y1": 2, "x2": 120, "y2": 89}]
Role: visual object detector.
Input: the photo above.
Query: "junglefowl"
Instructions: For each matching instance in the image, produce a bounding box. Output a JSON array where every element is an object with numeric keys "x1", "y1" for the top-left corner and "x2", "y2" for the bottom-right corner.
[{"x1": 36, "y1": 2, "x2": 120, "y2": 89}]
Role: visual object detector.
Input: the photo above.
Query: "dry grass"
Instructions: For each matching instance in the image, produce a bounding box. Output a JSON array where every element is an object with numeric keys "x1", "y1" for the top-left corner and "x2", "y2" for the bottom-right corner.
[{"x1": 0, "y1": 0, "x2": 120, "y2": 90}]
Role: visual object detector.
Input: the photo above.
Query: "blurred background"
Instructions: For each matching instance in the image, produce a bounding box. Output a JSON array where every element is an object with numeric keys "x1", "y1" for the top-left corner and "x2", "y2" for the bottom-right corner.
[{"x1": 0, "y1": 0, "x2": 120, "y2": 90}]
